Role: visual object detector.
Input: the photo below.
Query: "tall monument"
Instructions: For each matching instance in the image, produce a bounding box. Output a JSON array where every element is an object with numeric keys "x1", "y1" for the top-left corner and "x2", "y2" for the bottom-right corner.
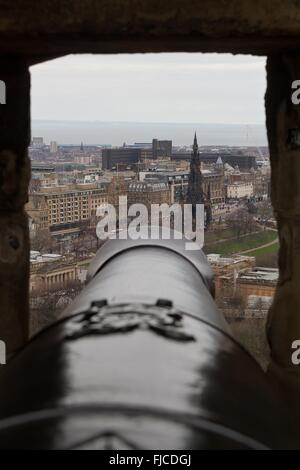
[{"x1": 186, "y1": 132, "x2": 211, "y2": 227}]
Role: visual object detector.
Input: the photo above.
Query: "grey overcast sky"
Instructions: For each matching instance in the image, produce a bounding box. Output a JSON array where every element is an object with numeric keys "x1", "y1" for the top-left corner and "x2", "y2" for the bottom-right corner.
[{"x1": 30, "y1": 53, "x2": 266, "y2": 124}]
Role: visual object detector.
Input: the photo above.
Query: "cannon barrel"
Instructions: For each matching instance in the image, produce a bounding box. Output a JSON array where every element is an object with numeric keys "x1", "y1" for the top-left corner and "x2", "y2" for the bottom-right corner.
[{"x1": 0, "y1": 234, "x2": 296, "y2": 449}]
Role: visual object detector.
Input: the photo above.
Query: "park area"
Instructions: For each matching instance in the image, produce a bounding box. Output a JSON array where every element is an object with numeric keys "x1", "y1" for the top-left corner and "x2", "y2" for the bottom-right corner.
[
  {"x1": 203, "y1": 205, "x2": 278, "y2": 367},
  {"x1": 204, "y1": 228, "x2": 278, "y2": 257},
  {"x1": 204, "y1": 203, "x2": 278, "y2": 267}
]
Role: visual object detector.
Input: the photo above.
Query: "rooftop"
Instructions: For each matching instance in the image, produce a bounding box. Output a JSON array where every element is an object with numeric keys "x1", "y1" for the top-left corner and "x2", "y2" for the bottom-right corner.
[
  {"x1": 30, "y1": 251, "x2": 62, "y2": 264},
  {"x1": 238, "y1": 267, "x2": 279, "y2": 283},
  {"x1": 128, "y1": 181, "x2": 169, "y2": 192},
  {"x1": 31, "y1": 182, "x2": 107, "y2": 196},
  {"x1": 207, "y1": 253, "x2": 255, "y2": 266}
]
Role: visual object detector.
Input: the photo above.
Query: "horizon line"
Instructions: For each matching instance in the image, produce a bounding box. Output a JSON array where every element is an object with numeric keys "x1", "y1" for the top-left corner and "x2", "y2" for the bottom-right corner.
[{"x1": 31, "y1": 118, "x2": 266, "y2": 127}]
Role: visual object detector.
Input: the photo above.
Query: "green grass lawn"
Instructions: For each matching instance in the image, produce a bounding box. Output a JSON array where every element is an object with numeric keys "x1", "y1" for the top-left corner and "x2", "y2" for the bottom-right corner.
[
  {"x1": 245, "y1": 240, "x2": 279, "y2": 256},
  {"x1": 204, "y1": 228, "x2": 235, "y2": 244},
  {"x1": 204, "y1": 230, "x2": 278, "y2": 256}
]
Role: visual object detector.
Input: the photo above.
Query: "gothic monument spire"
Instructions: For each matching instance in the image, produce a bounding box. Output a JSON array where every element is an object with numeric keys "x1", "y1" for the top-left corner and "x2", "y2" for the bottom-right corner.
[
  {"x1": 187, "y1": 131, "x2": 204, "y2": 207},
  {"x1": 186, "y1": 132, "x2": 211, "y2": 228}
]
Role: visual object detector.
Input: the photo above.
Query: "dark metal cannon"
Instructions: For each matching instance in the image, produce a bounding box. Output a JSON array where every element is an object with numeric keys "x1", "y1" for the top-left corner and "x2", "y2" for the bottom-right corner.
[{"x1": 0, "y1": 234, "x2": 297, "y2": 449}]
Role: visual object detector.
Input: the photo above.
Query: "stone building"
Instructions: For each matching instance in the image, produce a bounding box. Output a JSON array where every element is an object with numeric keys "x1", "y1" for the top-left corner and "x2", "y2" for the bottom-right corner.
[
  {"x1": 73, "y1": 154, "x2": 95, "y2": 165},
  {"x1": 140, "y1": 171, "x2": 189, "y2": 204},
  {"x1": 202, "y1": 170, "x2": 226, "y2": 205},
  {"x1": 227, "y1": 169, "x2": 270, "y2": 199},
  {"x1": 30, "y1": 251, "x2": 93, "y2": 293},
  {"x1": 227, "y1": 181, "x2": 254, "y2": 199},
  {"x1": 127, "y1": 181, "x2": 171, "y2": 208},
  {"x1": 207, "y1": 253, "x2": 256, "y2": 298},
  {"x1": 107, "y1": 176, "x2": 129, "y2": 210},
  {"x1": 26, "y1": 194, "x2": 49, "y2": 234},
  {"x1": 236, "y1": 267, "x2": 279, "y2": 300},
  {"x1": 31, "y1": 172, "x2": 59, "y2": 189},
  {"x1": 26, "y1": 183, "x2": 108, "y2": 233},
  {"x1": 141, "y1": 168, "x2": 225, "y2": 205}
]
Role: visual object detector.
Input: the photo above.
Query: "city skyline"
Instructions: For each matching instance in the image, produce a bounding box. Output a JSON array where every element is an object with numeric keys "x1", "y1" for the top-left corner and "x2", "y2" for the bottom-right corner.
[{"x1": 31, "y1": 121, "x2": 268, "y2": 147}]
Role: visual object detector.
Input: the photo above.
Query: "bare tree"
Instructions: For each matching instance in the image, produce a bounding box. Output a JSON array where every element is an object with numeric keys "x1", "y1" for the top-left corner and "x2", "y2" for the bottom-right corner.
[
  {"x1": 30, "y1": 279, "x2": 83, "y2": 334},
  {"x1": 31, "y1": 229, "x2": 54, "y2": 253},
  {"x1": 226, "y1": 207, "x2": 257, "y2": 239},
  {"x1": 256, "y1": 200, "x2": 274, "y2": 228}
]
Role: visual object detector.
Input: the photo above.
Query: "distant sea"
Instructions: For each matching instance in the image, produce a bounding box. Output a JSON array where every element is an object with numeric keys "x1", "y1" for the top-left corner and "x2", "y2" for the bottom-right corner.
[{"x1": 31, "y1": 120, "x2": 268, "y2": 147}]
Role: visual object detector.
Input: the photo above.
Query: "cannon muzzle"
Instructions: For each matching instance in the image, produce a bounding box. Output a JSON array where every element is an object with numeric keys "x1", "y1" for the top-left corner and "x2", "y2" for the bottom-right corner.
[{"x1": 0, "y1": 234, "x2": 296, "y2": 449}]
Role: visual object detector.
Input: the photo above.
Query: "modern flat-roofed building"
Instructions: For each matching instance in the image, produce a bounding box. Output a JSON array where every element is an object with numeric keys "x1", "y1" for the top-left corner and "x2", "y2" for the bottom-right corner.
[
  {"x1": 102, "y1": 147, "x2": 143, "y2": 169},
  {"x1": 50, "y1": 141, "x2": 58, "y2": 153},
  {"x1": 31, "y1": 162, "x2": 55, "y2": 173},
  {"x1": 31, "y1": 137, "x2": 44, "y2": 149},
  {"x1": 152, "y1": 139, "x2": 172, "y2": 159},
  {"x1": 171, "y1": 151, "x2": 257, "y2": 170}
]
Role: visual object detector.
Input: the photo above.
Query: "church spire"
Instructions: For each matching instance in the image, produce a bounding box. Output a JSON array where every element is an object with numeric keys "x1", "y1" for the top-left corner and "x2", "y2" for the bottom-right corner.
[
  {"x1": 186, "y1": 133, "x2": 204, "y2": 208},
  {"x1": 193, "y1": 132, "x2": 198, "y2": 152},
  {"x1": 186, "y1": 132, "x2": 211, "y2": 229}
]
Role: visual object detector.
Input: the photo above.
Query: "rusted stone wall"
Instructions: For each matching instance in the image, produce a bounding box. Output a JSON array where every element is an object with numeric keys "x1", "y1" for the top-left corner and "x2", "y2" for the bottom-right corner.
[
  {"x1": 1, "y1": 0, "x2": 300, "y2": 58},
  {"x1": 0, "y1": 0, "x2": 299, "y2": 36},
  {"x1": 0, "y1": 59, "x2": 31, "y2": 353}
]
